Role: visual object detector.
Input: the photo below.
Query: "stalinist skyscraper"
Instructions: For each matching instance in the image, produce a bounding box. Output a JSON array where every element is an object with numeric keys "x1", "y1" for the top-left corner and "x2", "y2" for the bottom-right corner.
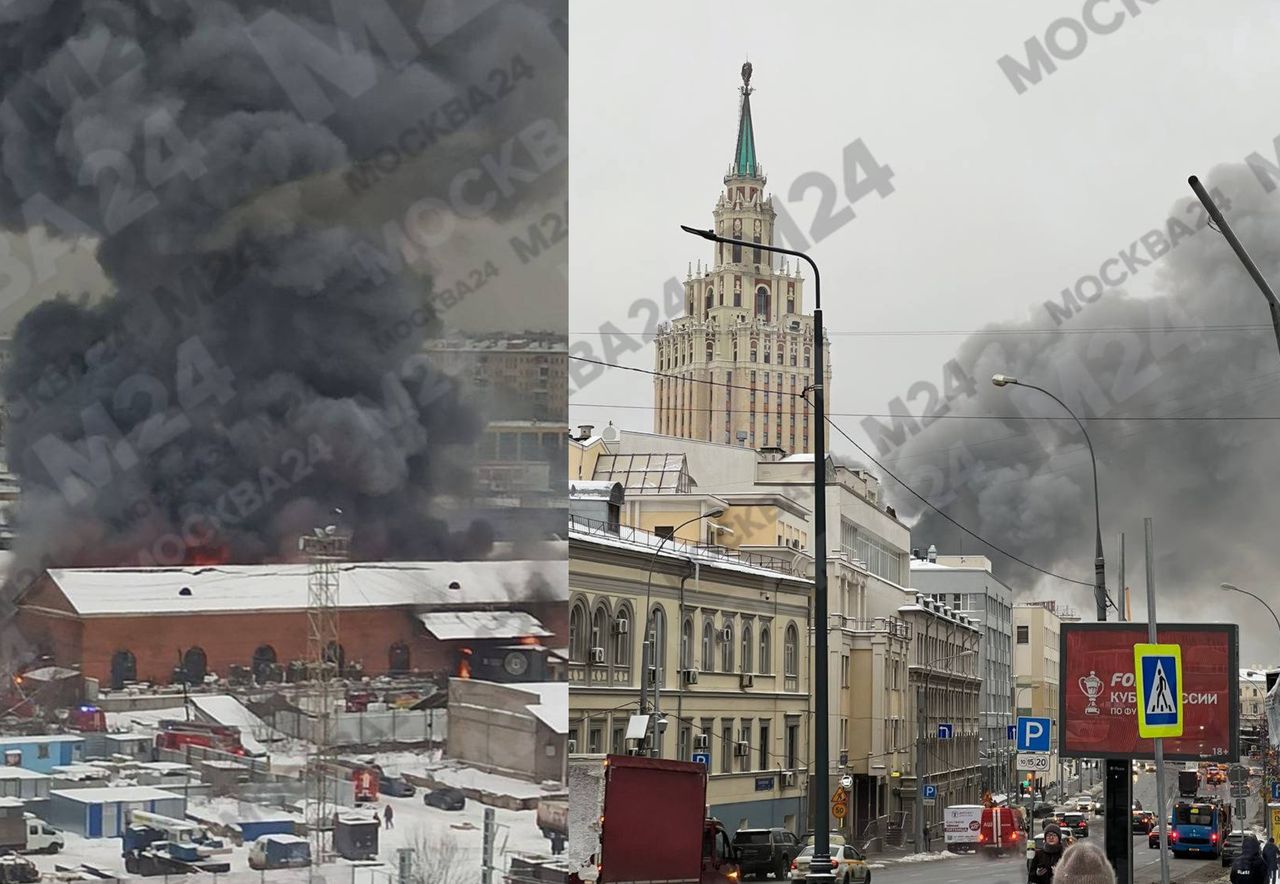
[{"x1": 653, "y1": 63, "x2": 831, "y2": 454}]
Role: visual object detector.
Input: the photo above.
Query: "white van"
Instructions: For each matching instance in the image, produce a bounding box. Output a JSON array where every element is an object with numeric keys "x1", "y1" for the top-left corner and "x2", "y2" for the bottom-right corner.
[{"x1": 21, "y1": 817, "x2": 63, "y2": 854}]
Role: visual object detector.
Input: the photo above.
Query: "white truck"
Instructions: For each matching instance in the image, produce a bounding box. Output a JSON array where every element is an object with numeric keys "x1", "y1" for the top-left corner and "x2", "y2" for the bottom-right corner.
[
  {"x1": 943, "y1": 805, "x2": 984, "y2": 852},
  {"x1": 18, "y1": 815, "x2": 63, "y2": 854}
]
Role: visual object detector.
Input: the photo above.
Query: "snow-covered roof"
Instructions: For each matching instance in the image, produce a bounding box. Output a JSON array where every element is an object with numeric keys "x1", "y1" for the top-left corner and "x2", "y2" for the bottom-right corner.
[
  {"x1": 41, "y1": 560, "x2": 566, "y2": 616},
  {"x1": 19, "y1": 666, "x2": 79, "y2": 681},
  {"x1": 780, "y1": 453, "x2": 814, "y2": 462},
  {"x1": 418, "y1": 611, "x2": 550, "y2": 640},
  {"x1": 50, "y1": 786, "x2": 180, "y2": 803},
  {"x1": 570, "y1": 519, "x2": 806, "y2": 582},
  {"x1": 0, "y1": 734, "x2": 83, "y2": 745},
  {"x1": 569, "y1": 481, "x2": 621, "y2": 500},
  {"x1": 189, "y1": 695, "x2": 274, "y2": 756},
  {"x1": 0, "y1": 767, "x2": 45, "y2": 782},
  {"x1": 516, "y1": 682, "x2": 567, "y2": 734},
  {"x1": 908, "y1": 560, "x2": 951, "y2": 570}
]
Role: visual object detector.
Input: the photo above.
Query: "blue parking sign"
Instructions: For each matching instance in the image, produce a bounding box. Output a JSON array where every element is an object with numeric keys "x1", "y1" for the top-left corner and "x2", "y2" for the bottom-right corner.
[
  {"x1": 692, "y1": 752, "x2": 710, "y2": 767},
  {"x1": 1016, "y1": 717, "x2": 1051, "y2": 752}
]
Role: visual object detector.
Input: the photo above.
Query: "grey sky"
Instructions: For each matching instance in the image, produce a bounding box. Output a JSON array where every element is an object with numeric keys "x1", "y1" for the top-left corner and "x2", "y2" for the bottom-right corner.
[{"x1": 571, "y1": 0, "x2": 1280, "y2": 661}]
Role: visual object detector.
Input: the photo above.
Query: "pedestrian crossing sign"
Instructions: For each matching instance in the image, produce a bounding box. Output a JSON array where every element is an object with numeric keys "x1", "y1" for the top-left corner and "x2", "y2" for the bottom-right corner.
[{"x1": 1133, "y1": 643, "x2": 1183, "y2": 738}]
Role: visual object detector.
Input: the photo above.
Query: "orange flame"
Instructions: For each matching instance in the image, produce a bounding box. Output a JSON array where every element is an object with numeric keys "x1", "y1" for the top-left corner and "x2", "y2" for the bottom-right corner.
[
  {"x1": 457, "y1": 648, "x2": 473, "y2": 679},
  {"x1": 518, "y1": 636, "x2": 539, "y2": 646}
]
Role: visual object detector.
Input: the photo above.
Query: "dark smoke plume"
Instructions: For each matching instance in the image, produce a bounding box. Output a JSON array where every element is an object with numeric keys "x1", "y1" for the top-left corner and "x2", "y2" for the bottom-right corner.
[
  {"x1": 884, "y1": 163, "x2": 1280, "y2": 664},
  {"x1": 0, "y1": 0, "x2": 565, "y2": 614}
]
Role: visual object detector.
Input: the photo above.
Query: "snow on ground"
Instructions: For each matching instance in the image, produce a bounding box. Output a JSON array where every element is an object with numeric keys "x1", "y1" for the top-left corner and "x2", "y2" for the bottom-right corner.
[
  {"x1": 417, "y1": 762, "x2": 556, "y2": 801},
  {"x1": 29, "y1": 790, "x2": 552, "y2": 884},
  {"x1": 189, "y1": 796, "x2": 304, "y2": 826},
  {"x1": 895, "y1": 850, "x2": 963, "y2": 863},
  {"x1": 104, "y1": 706, "x2": 189, "y2": 731}
]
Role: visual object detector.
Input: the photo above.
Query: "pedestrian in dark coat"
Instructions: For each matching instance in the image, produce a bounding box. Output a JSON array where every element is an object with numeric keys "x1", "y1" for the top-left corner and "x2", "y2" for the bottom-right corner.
[
  {"x1": 1263, "y1": 835, "x2": 1279, "y2": 883},
  {"x1": 383, "y1": 803, "x2": 394, "y2": 829},
  {"x1": 1029, "y1": 823, "x2": 1065, "y2": 884},
  {"x1": 1233, "y1": 834, "x2": 1269, "y2": 884}
]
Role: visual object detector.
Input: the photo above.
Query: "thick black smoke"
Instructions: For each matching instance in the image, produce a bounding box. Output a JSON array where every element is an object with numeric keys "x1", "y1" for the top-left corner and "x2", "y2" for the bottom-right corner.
[
  {"x1": 0, "y1": 1, "x2": 565, "y2": 611},
  {"x1": 884, "y1": 163, "x2": 1280, "y2": 663}
]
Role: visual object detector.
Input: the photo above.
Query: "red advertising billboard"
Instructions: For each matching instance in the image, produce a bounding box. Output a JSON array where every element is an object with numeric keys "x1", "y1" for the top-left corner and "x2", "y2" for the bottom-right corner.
[{"x1": 1059, "y1": 623, "x2": 1238, "y2": 761}]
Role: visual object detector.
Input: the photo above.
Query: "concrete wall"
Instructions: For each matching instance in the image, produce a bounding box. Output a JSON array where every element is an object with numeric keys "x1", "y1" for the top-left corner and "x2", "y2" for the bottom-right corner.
[{"x1": 447, "y1": 680, "x2": 563, "y2": 784}]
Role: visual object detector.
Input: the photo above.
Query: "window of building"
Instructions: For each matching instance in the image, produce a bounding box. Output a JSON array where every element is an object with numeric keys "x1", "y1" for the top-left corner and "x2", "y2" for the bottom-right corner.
[
  {"x1": 732, "y1": 238, "x2": 742, "y2": 263},
  {"x1": 753, "y1": 236, "x2": 761, "y2": 264},
  {"x1": 588, "y1": 722, "x2": 603, "y2": 755},
  {"x1": 611, "y1": 724, "x2": 624, "y2": 755},
  {"x1": 841, "y1": 655, "x2": 849, "y2": 688},
  {"x1": 613, "y1": 605, "x2": 632, "y2": 668},
  {"x1": 741, "y1": 622, "x2": 753, "y2": 673},
  {"x1": 721, "y1": 722, "x2": 733, "y2": 773},
  {"x1": 678, "y1": 724, "x2": 691, "y2": 761},
  {"x1": 721, "y1": 621, "x2": 735, "y2": 672},
  {"x1": 702, "y1": 621, "x2": 714, "y2": 671},
  {"x1": 759, "y1": 626, "x2": 771, "y2": 673},
  {"x1": 787, "y1": 297, "x2": 795, "y2": 313},
  {"x1": 648, "y1": 607, "x2": 667, "y2": 686},
  {"x1": 739, "y1": 719, "x2": 752, "y2": 772},
  {"x1": 654, "y1": 525, "x2": 674, "y2": 540},
  {"x1": 705, "y1": 290, "x2": 713, "y2": 311},
  {"x1": 591, "y1": 604, "x2": 608, "y2": 657},
  {"x1": 681, "y1": 617, "x2": 694, "y2": 670},
  {"x1": 784, "y1": 623, "x2": 798, "y2": 677},
  {"x1": 759, "y1": 721, "x2": 770, "y2": 769},
  {"x1": 1017, "y1": 625, "x2": 1029, "y2": 644},
  {"x1": 755, "y1": 287, "x2": 770, "y2": 318},
  {"x1": 569, "y1": 603, "x2": 585, "y2": 663},
  {"x1": 786, "y1": 722, "x2": 799, "y2": 769}
]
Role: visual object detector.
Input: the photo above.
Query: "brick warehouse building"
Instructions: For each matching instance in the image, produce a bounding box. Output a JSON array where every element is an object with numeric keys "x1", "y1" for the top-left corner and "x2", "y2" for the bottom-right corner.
[{"x1": 14, "y1": 561, "x2": 567, "y2": 687}]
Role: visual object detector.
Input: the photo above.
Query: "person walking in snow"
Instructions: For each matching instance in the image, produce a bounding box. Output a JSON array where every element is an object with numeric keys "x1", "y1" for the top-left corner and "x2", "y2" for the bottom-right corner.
[
  {"x1": 383, "y1": 803, "x2": 394, "y2": 829},
  {"x1": 1263, "y1": 835, "x2": 1279, "y2": 883}
]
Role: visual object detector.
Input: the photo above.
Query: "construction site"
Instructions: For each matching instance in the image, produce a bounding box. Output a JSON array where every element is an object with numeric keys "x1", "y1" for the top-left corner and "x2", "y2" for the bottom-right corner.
[{"x1": 0, "y1": 528, "x2": 570, "y2": 884}]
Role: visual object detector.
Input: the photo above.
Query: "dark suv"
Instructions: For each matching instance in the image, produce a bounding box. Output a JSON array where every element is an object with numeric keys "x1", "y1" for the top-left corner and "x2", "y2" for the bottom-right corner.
[{"x1": 731, "y1": 828, "x2": 800, "y2": 880}]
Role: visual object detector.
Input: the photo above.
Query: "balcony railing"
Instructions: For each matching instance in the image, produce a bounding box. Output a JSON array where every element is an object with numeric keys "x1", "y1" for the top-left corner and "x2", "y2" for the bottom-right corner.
[
  {"x1": 570, "y1": 515, "x2": 802, "y2": 576},
  {"x1": 838, "y1": 616, "x2": 912, "y2": 640}
]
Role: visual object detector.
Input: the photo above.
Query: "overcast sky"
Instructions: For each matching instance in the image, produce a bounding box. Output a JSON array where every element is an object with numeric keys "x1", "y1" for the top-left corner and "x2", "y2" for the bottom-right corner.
[{"x1": 571, "y1": 1, "x2": 1280, "y2": 661}]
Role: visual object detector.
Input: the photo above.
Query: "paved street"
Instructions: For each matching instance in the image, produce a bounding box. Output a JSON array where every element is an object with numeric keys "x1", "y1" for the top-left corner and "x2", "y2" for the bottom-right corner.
[{"x1": 870, "y1": 769, "x2": 1258, "y2": 883}]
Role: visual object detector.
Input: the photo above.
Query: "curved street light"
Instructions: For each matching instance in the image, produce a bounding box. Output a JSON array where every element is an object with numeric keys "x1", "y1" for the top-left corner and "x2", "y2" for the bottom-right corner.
[
  {"x1": 991, "y1": 375, "x2": 1108, "y2": 621},
  {"x1": 639, "y1": 508, "x2": 726, "y2": 757},
  {"x1": 1219, "y1": 582, "x2": 1280, "y2": 638}
]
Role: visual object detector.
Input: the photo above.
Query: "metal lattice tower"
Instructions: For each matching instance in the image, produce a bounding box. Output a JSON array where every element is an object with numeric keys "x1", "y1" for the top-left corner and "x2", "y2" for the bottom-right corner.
[{"x1": 299, "y1": 529, "x2": 349, "y2": 869}]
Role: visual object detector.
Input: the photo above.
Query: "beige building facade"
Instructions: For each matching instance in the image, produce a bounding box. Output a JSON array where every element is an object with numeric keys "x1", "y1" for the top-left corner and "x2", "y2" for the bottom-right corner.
[
  {"x1": 1012, "y1": 601, "x2": 1077, "y2": 793},
  {"x1": 568, "y1": 514, "x2": 812, "y2": 830},
  {"x1": 652, "y1": 65, "x2": 831, "y2": 455}
]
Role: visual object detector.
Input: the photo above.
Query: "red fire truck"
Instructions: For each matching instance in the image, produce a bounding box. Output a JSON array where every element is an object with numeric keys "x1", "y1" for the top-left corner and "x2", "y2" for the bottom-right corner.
[{"x1": 154, "y1": 720, "x2": 247, "y2": 756}]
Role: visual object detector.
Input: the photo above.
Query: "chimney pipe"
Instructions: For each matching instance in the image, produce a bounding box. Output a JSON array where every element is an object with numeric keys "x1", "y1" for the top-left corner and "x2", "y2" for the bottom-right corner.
[{"x1": 577, "y1": 425, "x2": 595, "y2": 441}]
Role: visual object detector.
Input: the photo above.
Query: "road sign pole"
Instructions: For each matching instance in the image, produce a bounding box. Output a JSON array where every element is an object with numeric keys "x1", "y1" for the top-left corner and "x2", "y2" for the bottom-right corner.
[{"x1": 1144, "y1": 519, "x2": 1171, "y2": 884}]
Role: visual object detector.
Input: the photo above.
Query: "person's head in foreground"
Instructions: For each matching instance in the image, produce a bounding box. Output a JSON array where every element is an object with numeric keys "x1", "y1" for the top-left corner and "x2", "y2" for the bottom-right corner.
[{"x1": 1054, "y1": 840, "x2": 1116, "y2": 884}]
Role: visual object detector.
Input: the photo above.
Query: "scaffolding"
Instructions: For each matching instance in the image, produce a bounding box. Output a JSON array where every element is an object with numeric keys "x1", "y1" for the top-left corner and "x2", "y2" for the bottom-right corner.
[{"x1": 299, "y1": 528, "x2": 349, "y2": 871}]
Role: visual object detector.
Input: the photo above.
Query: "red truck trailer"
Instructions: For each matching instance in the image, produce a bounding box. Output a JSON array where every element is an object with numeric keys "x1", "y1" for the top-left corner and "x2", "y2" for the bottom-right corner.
[
  {"x1": 569, "y1": 754, "x2": 740, "y2": 884},
  {"x1": 154, "y1": 720, "x2": 247, "y2": 756}
]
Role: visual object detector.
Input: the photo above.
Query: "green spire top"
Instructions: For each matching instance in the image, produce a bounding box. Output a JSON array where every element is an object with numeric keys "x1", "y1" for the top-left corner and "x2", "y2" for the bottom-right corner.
[{"x1": 731, "y1": 61, "x2": 758, "y2": 178}]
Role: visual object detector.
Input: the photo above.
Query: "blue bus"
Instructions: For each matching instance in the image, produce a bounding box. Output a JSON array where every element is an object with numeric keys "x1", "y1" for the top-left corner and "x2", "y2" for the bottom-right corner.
[{"x1": 1169, "y1": 800, "x2": 1231, "y2": 859}]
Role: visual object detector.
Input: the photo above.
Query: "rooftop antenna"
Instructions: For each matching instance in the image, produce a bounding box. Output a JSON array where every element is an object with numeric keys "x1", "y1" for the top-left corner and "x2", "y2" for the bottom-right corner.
[{"x1": 1188, "y1": 176, "x2": 1280, "y2": 357}]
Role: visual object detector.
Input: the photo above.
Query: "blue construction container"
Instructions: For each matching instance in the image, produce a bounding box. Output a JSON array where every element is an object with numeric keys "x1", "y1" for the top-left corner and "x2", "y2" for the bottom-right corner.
[
  {"x1": 238, "y1": 819, "x2": 295, "y2": 843},
  {"x1": 0, "y1": 737, "x2": 82, "y2": 774}
]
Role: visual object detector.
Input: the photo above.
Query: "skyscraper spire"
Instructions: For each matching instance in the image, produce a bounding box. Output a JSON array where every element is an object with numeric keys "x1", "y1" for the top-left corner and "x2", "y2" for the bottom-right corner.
[{"x1": 730, "y1": 61, "x2": 758, "y2": 178}]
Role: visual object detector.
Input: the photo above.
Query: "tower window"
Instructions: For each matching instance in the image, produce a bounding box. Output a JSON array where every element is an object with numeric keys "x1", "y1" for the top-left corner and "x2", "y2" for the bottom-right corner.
[
  {"x1": 732, "y1": 237, "x2": 742, "y2": 263},
  {"x1": 787, "y1": 298, "x2": 795, "y2": 313},
  {"x1": 753, "y1": 236, "x2": 761, "y2": 264},
  {"x1": 705, "y1": 289, "x2": 713, "y2": 311},
  {"x1": 755, "y1": 287, "x2": 770, "y2": 318}
]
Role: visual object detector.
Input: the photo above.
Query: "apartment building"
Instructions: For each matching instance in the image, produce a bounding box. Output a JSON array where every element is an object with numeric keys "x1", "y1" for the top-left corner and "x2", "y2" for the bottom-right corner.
[
  {"x1": 910, "y1": 552, "x2": 1014, "y2": 794},
  {"x1": 568, "y1": 508, "x2": 812, "y2": 829}
]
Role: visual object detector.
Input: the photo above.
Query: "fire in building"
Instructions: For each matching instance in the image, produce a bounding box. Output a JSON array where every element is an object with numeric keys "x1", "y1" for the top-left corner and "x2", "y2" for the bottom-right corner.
[{"x1": 13, "y1": 561, "x2": 566, "y2": 689}]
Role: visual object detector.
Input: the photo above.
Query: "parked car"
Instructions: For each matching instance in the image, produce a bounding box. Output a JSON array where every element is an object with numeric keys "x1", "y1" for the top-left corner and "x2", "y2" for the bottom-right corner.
[
  {"x1": 1131, "y1": 811, "x2": 1155, "y2": 834},
  {"x1": 789, "y1": 844, "x2": 870, "y2": 883},
  {"x1": 733, "y1": 828, "x2": 801, "y2": 880},
  {"x1": 423, "y1": 788, "x2": 466, "y2": 811},
  {"x1": 1059, "y1": 813, "x2": 1090, "y2": 838},
  {"x1": 1220, "y1": 831, "x2": 1245, "y2": 867},
  {"x1": 379, "y1": 776, "x2": 415, "y2": 798},
  {"x1": 1149, "y1": 827, "x2": 1172, "y2": 849},
  {"x1": 1032, "y1": 802, "x2": 1056, "y2": 819}
]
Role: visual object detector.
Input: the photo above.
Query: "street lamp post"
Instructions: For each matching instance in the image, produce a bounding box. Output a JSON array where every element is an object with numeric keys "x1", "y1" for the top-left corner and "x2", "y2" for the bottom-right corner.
[
  {"x1": 1218, "y1": 582, "x2": 1280, "y2": 804},
  {"x1": 991, "y1": 374, "x2": 1130, "y2": 883},
  {"x1": 682, "y1": 224, "x2": 832, "y2": 881},
  {"x1": 639, "y1": 508, "x2": 725, "y2": 757}
]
